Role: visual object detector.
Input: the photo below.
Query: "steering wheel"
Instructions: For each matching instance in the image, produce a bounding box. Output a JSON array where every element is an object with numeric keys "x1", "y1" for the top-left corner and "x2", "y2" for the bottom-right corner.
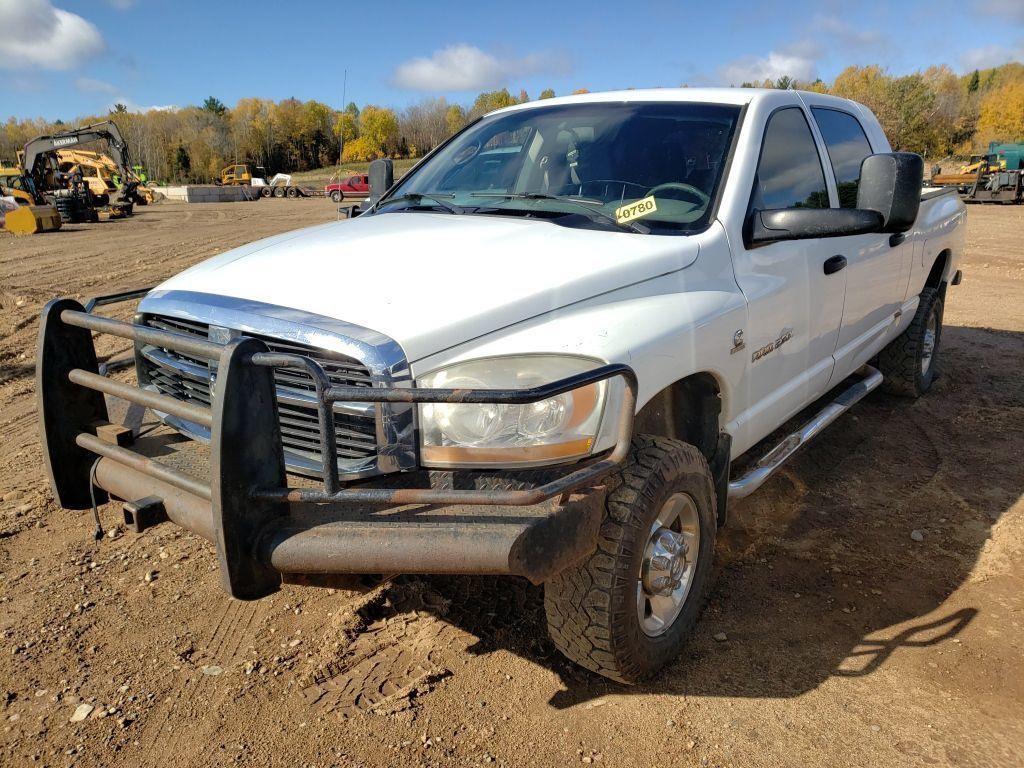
[
  {"x1": 645, "y1": 182, "x2": 710, "y2": 207},
  {"x1": 576, "y1": 179, "x2": 648, "y2": 198}
]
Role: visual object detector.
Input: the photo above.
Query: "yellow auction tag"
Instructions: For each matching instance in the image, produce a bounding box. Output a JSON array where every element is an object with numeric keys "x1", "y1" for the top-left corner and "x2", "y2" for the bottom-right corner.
[{"x1": 615, "y1": 195, "x2": 657, "y2": 225}]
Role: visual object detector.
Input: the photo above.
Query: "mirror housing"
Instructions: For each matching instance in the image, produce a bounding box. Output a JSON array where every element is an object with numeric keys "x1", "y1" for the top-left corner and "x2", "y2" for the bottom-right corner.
[
  {"x1": 747, "y1": 207, "x2": 884, "y2": 246},
  {"x1": 857, "y1": 152, "x2": 923, "y2": 233},
  {"x1": 368, "y1": 158, "x2": 394, "y2": 205}
]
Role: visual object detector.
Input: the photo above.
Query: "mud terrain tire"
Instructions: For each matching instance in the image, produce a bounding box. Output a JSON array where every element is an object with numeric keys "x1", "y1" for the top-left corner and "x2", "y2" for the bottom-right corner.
[
  {"x1": 878, "y1": 286, "x2": 943, "y2": 398},
  {"x1": 544, "y1": 436, "x2": 717, "y2": 683}
]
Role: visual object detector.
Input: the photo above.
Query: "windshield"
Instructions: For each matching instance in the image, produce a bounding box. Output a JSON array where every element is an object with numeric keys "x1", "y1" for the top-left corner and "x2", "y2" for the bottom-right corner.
[{"x1": 378, "y1": 101, "x2": 741, "y2": 235}]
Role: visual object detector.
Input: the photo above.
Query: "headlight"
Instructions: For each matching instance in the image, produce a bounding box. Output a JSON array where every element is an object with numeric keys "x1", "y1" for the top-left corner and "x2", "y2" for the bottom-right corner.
[{"x1": 417, "y1": 355, "x2": 608, "y2": 468}]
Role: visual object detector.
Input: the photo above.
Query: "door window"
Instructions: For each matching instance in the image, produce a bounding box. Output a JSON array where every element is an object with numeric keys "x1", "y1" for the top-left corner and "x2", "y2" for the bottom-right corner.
[
  {"x1": 811, "y1": 108, "x2": 874, "y2": 208},
  {"x1": 751, "y1": 107, "x2": 829, "y2": 211}
]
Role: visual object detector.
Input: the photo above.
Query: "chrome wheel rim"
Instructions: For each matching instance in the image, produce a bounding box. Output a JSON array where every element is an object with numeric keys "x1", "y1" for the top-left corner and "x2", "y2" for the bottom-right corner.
[
  {"x1": 637, "y1": 493, "x2": 701, "y2": 637},
  {"x1": 921, "y1": 310, "x2": 938, "y2": 375}
]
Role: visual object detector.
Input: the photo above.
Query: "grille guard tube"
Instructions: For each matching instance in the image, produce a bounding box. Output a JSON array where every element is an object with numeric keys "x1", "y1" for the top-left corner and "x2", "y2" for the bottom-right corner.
[{"x1": 37, "y1": 298, "x2": 638, "y2": 598}]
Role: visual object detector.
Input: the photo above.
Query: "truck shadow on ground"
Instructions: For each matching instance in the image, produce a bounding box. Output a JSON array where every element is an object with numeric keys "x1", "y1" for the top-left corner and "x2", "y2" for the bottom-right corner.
[{"x1": 372, "y1": 324, "x2": 1021, "y2": 707}]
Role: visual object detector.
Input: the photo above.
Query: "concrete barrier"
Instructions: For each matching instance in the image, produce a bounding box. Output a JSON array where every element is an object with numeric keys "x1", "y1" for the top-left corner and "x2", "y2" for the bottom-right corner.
[{"x1": 153, "y1": 185, "x2": 257, "y2": 203}]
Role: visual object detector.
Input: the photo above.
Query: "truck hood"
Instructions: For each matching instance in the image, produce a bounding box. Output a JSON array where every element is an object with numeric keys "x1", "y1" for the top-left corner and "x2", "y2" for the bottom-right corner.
[{"x1": 150, "y1": 211, "x2": 699, "y2": 362}]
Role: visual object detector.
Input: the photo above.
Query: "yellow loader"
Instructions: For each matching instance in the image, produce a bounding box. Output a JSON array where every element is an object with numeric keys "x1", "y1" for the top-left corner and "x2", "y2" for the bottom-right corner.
[{"x1": 0, "y1": 164, "x2": 61, "y2": 235}]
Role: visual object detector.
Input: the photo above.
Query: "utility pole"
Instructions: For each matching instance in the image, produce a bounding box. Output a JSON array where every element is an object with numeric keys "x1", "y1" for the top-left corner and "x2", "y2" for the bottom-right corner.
[
  {"x1": 340, "y1": 69, "x2": 347, "y2": 169},
  {"x1": 337, "y1": 69, "x2": 348, "y2": 221}
]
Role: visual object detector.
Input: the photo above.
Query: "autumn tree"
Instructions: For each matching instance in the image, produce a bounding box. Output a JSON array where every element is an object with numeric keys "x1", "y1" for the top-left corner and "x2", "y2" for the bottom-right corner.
[
  {"x1": 976, "y1": 80, "x2": 1024, "y2": 146},
  {"x1": 342, "y1": 105, "x2": 399, "y2": 161},
  {"x1": 469, "y1": 89, "x2": 518, "y2": 118},
  {"x1": 333, "y1": 112, "x2": 358, "y2": 143},
  {"x1": 445, "y1": 104, "x2": 467, "y2": 135},
  {"x1": 398, "y1": 97, "x2": 450, "y2": 156},
  {"x1": 832, "y1": 66, "x2": 938, "y2": 154}
]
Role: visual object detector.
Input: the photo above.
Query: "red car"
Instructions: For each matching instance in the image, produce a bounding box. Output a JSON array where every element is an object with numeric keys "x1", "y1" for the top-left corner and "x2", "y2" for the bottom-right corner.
[{"x1": 325, "y1": 174, "x2": 369, "y2": 202}]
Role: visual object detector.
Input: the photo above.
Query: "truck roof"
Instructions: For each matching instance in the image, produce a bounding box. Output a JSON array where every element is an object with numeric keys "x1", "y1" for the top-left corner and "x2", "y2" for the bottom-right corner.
[{"x1": 489, "y1": 87, "x2": 862, "y2": 116}]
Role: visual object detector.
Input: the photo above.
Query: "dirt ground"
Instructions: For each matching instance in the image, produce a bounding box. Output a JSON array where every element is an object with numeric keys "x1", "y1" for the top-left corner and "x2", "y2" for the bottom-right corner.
[{"x1": 0, "y1": 199, "x2": 1021, "y2": 768}]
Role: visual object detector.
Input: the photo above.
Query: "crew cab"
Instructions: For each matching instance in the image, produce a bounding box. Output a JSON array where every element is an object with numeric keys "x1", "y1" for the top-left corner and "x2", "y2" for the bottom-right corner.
[
  {"x1": 38, "y1": 89, "x2": 965, "y2": 682},
  {"x1": 325, "y1": 173, "x2": 369, "y2": 202}
]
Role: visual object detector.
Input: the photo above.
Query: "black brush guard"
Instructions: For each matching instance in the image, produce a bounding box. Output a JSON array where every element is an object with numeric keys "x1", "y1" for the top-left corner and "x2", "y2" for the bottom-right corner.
[{"x1": 37, "y1": 298, "x2": 638, "y2": 599}]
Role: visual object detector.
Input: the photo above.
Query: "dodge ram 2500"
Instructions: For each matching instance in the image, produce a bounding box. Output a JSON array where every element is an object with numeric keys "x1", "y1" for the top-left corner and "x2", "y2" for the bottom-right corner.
[{"x1": 38, "y1": 88, "x2": 965, "y2": 682}]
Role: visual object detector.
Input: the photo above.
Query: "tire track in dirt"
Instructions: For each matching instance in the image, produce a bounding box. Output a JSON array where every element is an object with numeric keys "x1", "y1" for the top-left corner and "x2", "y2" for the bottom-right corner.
[
  {"x1": 208, "y1": 600, "x2": 262, "y2": 663},
  {"x1": 296, "y1": 577, "x2": 549, "y2": 718},
  {"x1": 297, "y1": 581, "x2": 462, "y2": 717}
]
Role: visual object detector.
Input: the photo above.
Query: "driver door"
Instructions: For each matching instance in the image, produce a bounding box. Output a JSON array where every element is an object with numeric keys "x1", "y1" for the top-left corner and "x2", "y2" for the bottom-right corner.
[{"x1": 728, "y1": 107, "x2": 845, "y2": 453}]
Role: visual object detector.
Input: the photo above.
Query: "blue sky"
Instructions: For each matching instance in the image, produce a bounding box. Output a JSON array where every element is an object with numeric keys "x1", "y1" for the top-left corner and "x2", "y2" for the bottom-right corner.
[{"x1": 2, "y1": 0, "x2": 1023, "y2": 120}]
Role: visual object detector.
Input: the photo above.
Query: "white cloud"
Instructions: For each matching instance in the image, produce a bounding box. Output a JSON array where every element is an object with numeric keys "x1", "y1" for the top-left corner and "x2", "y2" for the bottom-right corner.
[
  {"x1": 718, "y1": 41, "x2": 821, "y2": 85},
  {"x1": 973, "y1": 0, "x2": 1024, "y2": 24},
  {"x1": 72, "y1": 77, "x2": 175, "y2": 113},
  {"x1": 0, "y1": 0, "x2": 106, "y2": 70},
  {"x1": 391, "y1": 44, "x2": 564, "y2": 91},
  {"x1": 116, "y1": 100, "x2": 176, "y2": 113},
  {"x1": 960, "y1": 42, "x2": 1024, "y2": 70}
]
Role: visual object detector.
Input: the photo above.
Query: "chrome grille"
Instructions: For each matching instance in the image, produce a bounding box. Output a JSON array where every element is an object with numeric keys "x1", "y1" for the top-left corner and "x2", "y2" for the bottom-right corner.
[{"x1": 139, "y1": 314, "x2": 378, "y2": 472}]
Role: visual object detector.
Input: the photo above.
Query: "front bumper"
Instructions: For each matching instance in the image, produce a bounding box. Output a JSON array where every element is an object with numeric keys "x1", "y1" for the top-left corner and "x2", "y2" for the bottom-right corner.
[{"x1": 37, "y1": 298, "x2": 637, "y2": 598}]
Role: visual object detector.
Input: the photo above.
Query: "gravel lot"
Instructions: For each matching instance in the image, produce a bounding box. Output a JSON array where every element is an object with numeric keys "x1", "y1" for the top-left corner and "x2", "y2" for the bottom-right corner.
[{"x1": 1, "y1": 199, "x2": 1021, "y2": 767}]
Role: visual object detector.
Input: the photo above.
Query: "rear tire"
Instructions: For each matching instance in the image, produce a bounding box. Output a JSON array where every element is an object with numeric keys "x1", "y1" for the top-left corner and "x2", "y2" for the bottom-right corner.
[
  {"x1": 878, "y1": 286, "x2": 943, "y2": 398},
  {"x1": 259, "y1": 187, "x2": 272, "y2": 198},
  {"x1": 544, "y1": 436, "x2": 717, "y2": 683},
  {"x1": 272, "y1": 186, "x2": 286, "y2": 198},
  {"x1": 286, "y1": 186, "x2": 299, "y2": 198}
]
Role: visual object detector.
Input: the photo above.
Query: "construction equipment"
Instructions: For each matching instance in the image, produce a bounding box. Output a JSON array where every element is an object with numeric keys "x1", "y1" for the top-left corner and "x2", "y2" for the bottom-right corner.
[
  {"x1": 1, "y1": 163, "x2": 62, "y2": 235},
  {"x1": 2, "y1": 203, "x2": 63, "y2": 235},
  {"x1": 217, "y1": 163, "x2": 264, "y2": 186},
  {"x1": 217, "y1": 164, "x2": 324, "y2": 198},
  {"x1": 55, "y1": 149, "x2": 155, "y2": 206},
  {"x1": 0, "y1": 164, "x2": 35, "y2": 206},
  {"x1": 22, "y1": 121, "x2": 140, "y2": 220},
  {"x1": 930, "y1": 142, "x2": 1024, "y2": 204}
]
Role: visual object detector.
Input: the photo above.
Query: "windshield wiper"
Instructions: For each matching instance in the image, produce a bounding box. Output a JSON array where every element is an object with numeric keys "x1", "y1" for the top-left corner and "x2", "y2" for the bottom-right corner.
[
  {"x1": 468, "y1": 192, "x2": 649, "y2": 233},
  {"x1": 378, "y1": 192, "x2": 462, "y2": 214}
]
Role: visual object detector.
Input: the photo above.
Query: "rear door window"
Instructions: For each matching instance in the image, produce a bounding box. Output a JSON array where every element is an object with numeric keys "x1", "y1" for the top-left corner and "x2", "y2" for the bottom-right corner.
[
  {"x1": 811, "y1": 108, "x2": 874, "y2": 208},
  {"x1": 751, "y1": 107, "x2": 829, "y2": 211}
]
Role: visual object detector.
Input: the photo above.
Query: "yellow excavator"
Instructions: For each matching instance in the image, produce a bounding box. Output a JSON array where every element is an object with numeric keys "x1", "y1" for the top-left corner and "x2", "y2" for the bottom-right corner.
[
  {"x1": 0, "y1": 162, "x2": 61, "y2": 235},
  {"x1": 22, "y1": 120, "x2": 140, "y2": 223}
]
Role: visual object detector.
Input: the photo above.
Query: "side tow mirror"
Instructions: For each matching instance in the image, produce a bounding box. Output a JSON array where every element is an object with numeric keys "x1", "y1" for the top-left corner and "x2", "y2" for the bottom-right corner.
[
  {"x1": 747, "y1": 207, "x2": 883, "y2": 246},
  {"x1": 368, "y1": 158, "x2": 394, "y2": 205},
  {"x1": 857, "y1": 152, "x2": 923, "y2": 234}
]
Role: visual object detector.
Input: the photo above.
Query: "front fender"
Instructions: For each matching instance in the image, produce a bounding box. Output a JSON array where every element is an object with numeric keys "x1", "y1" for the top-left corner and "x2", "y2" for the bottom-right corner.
[{"x1": 411, "y1": 229, "x2": 747, "y2": 449}]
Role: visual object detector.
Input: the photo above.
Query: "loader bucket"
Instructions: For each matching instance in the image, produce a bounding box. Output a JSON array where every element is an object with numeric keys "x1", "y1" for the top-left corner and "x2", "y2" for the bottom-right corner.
[{"x1": 3, "y1": 204, "x2": 62, "y2": 236}]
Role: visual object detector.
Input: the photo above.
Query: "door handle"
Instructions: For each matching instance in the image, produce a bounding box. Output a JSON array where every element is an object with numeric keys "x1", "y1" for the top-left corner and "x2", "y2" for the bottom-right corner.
[{"x1": 823, "y1": 255, "x2": 847, "y2": 275}]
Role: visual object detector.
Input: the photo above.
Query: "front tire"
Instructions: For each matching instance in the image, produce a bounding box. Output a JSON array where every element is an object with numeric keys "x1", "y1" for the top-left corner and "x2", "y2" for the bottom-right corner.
[
  {"x1": 878, "y1": 286, "x2": 943, "y2": 398},
  {"x1": 544, "y1": 436, "x2": 717, "y2": 683},
  {"x1": 330, "y1": 190, "x2": 342, "y2": 203}
]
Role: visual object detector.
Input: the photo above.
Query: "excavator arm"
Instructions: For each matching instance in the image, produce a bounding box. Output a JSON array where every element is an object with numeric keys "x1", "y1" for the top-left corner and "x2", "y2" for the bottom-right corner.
[{"x1": 22, "y1": 121, "x2": 139, "y2": 208}]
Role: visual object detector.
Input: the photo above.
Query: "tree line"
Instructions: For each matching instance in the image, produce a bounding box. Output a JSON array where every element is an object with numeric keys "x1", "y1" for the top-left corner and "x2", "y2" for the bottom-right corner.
[{"x1": 1, "y1": 63, "x2": 1021, "y2": 184}]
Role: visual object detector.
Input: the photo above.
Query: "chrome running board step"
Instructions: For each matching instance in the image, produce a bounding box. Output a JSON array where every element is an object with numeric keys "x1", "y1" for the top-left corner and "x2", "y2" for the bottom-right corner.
[{"x1": 728, "y1": 364, "x2": 884, "y2": 501}]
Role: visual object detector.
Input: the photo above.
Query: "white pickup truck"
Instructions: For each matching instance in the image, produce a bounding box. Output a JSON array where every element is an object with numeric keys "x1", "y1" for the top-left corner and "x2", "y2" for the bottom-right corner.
[{"x1": 38, "y1": 88, "x2": 965, "y2": 683}]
